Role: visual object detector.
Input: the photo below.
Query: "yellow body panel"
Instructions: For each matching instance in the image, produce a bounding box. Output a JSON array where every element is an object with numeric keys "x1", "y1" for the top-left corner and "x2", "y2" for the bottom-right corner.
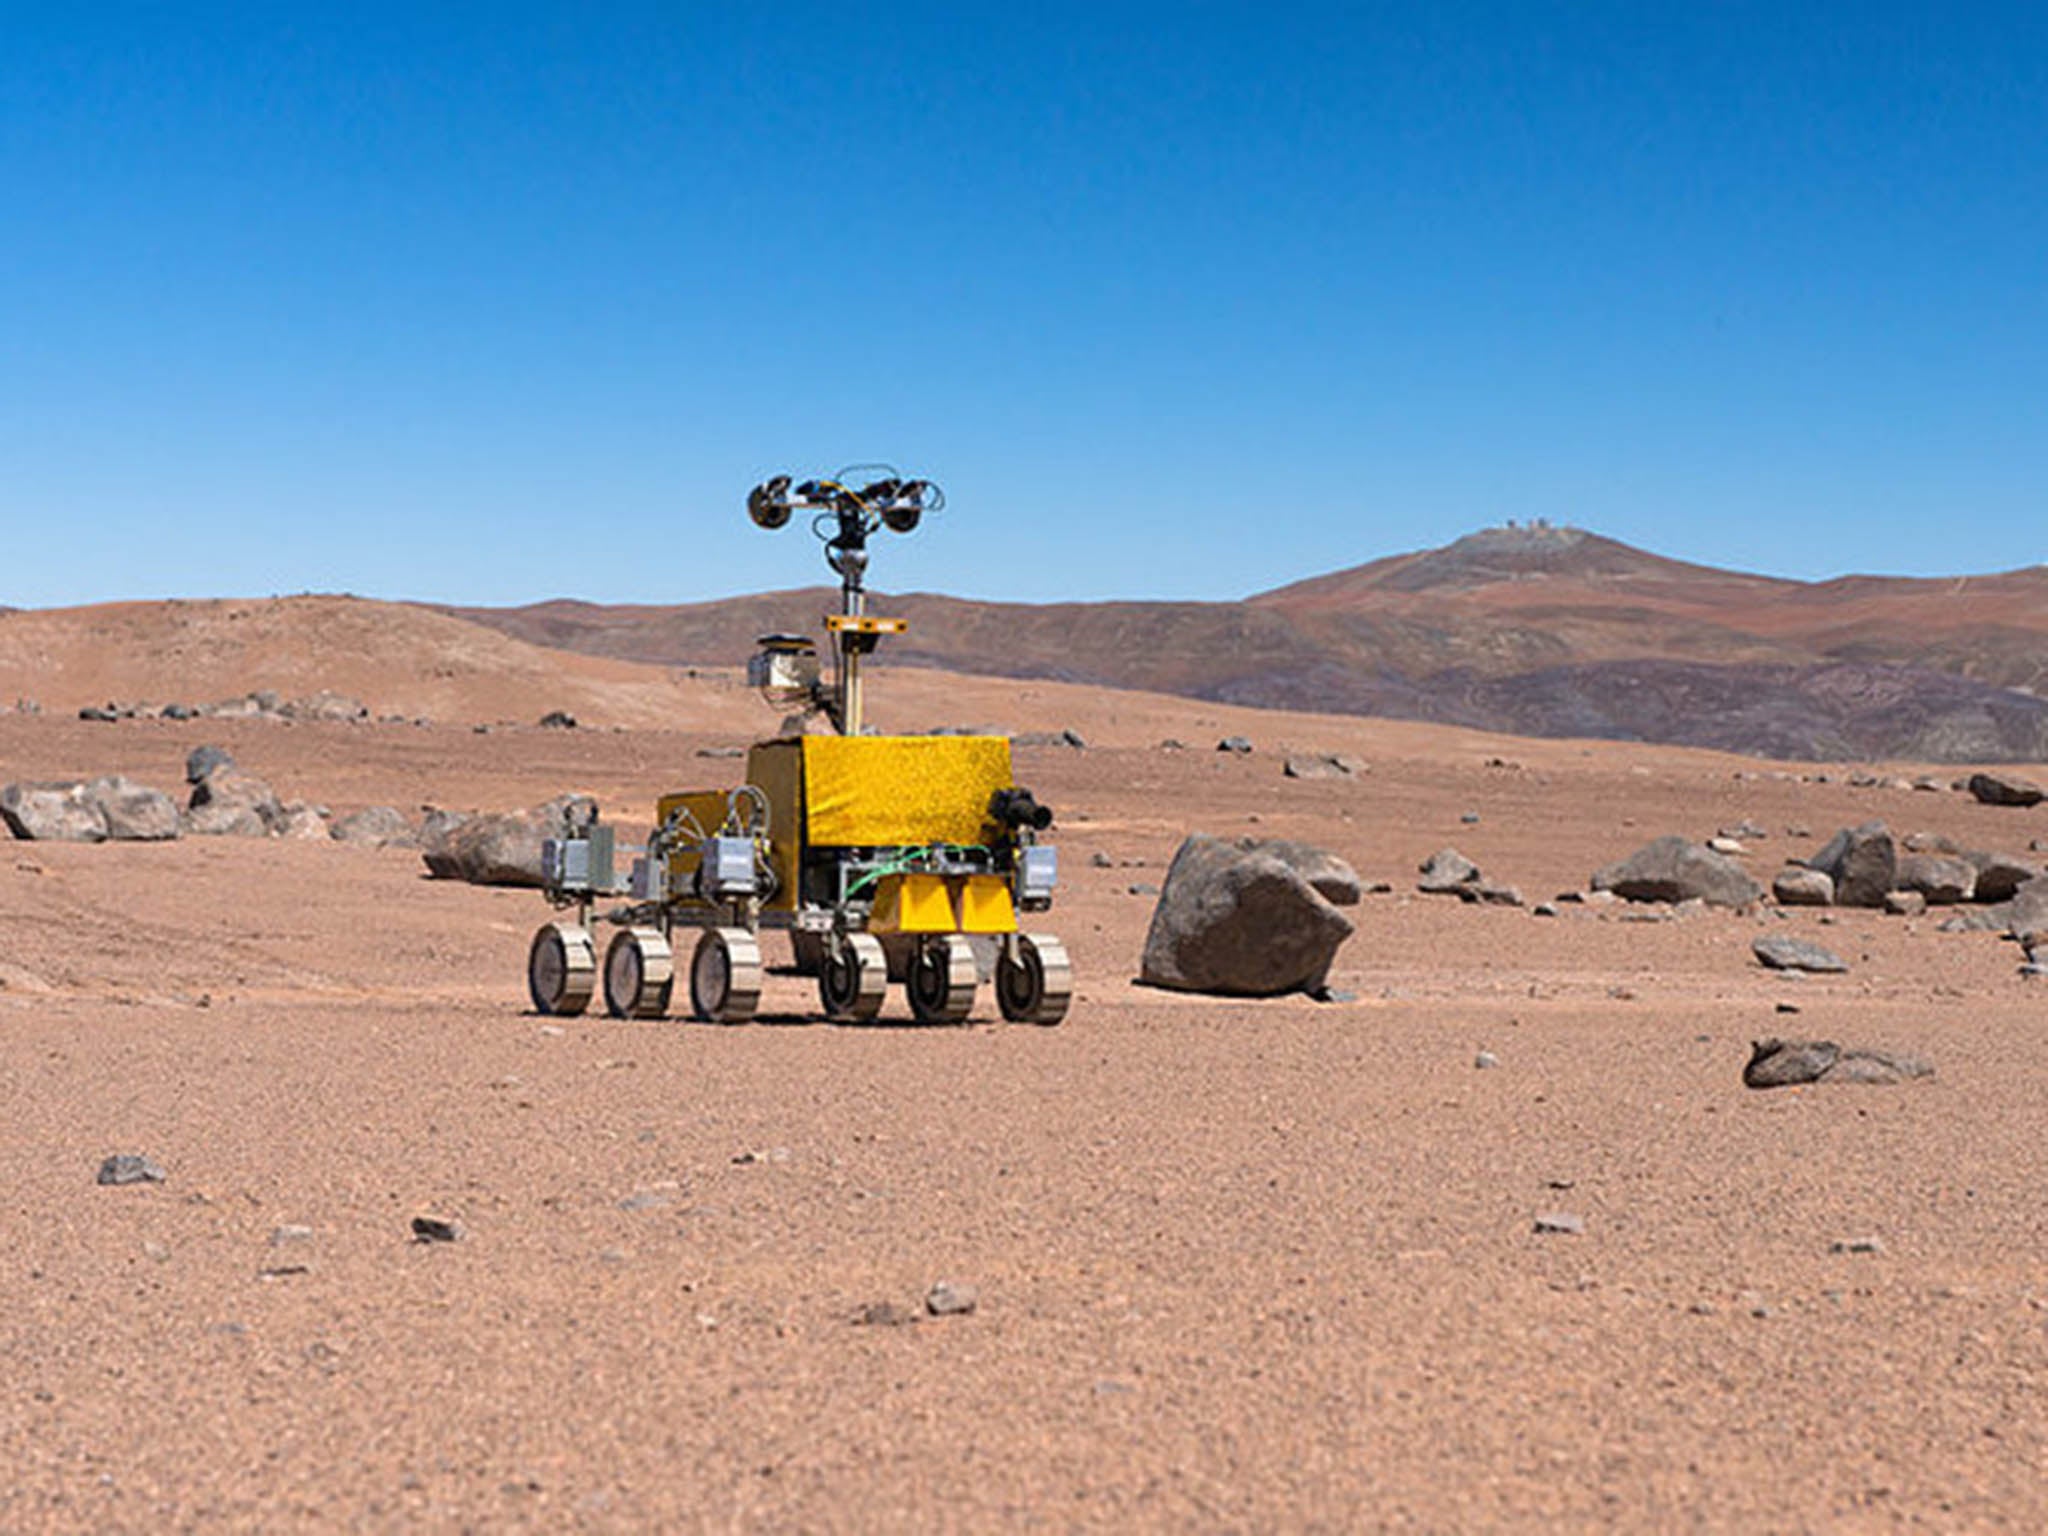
[
  {"x1": 954, "y1": 874, "x2": 1017, "y2": 934},
  {"x1": 801, "y1": 735, "x2": 1011, "y2": 848},
  {"x1": 869, "y1": 872, "x2": 958, "y2": 934},
  {"x1": 747, "y1": 741, "x2": 806, "y2": 912}
]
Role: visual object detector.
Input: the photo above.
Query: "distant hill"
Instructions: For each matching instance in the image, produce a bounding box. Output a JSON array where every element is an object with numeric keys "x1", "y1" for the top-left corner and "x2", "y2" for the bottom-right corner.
[{"x1": 437, "y1": 526, "x2": 2048, "y2": 762}]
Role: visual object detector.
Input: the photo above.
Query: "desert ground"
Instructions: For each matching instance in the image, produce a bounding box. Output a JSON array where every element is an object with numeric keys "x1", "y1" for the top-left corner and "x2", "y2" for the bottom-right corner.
[{"x1": 3, "y1": 635, "x2": 2046, "y2": 1530}]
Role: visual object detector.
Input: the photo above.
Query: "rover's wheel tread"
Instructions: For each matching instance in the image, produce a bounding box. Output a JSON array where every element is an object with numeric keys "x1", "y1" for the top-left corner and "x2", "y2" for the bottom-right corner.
[
  {"x1": 820, "y1": 932, "x2": 887, "y2": 1022},
  {"x1": 529, "y1": 922, "x2": 596, "y2": 1016},
  {"x1": 908, "y1": 934, "x2": 979, "y2": 1024},
  {"x1": 997, "y1": 933, "x2": 1072, "y2": 1025},
  {"x1": 691, "y1": 927, "x2": 762, "y2": 1024},
  {"x1": 603, "y1": 927, "x2": 674, "y2": 1020}
]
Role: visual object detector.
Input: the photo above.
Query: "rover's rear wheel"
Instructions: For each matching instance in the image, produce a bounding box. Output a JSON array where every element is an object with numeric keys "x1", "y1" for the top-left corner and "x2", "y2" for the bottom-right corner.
[
  {"x1": 690, "y1": 927, "x2": 762, "y2": 1024},
  {"x1": 603, "y1": 927, "x2": 674, "y2": 1020},
  {"x1": 819, "y1": 932, "x2": 886, "y2": 1022},
  {"x1": 528, "y1": 922, "x2": 595, "y2": 1016},
  {"x1": 996, "y1": 933, "x2": 1072, "y2": 1025},
  {"x1": 908, "y1": 934, "x2": 978, "y2": 1024}
]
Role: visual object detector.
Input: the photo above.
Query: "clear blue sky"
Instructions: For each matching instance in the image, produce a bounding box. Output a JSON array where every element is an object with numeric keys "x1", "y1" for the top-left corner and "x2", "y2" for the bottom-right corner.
[{"x1": 4, "y1": 3, "x2": 2044, "y2": 608}]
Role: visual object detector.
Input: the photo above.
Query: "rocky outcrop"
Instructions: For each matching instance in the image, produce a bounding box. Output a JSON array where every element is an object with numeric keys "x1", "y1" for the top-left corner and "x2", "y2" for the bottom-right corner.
[
  {"x1": 83, "y1": 777, "x2": 180, "y2": 842},
  {"x1": 1592, "y1": 835, "x2": 1761, "y2": 908},
  {"x1": 188, "y1": 769, "x2": 284, "y2": 834},
  {"x1": 1138, "y1": 833, "x2": 1356, "y2": 997}
]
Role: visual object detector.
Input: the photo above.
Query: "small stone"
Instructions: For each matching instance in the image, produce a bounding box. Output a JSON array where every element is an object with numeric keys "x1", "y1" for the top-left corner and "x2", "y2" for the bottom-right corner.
[
  {"x1": 1216, "y1": 736, "x2": 1253, "y2": 754},
  {"x1": 537, "y1": 710, "x2": 577, "y2": 729},
  {"x1": 1460, "y1": 812, "x2": 1480, "y2": 825},
  {"x1": 1708, "y1": 836, "x2": 1745, "y2": 855},
  {"x1": 96, "y1": 1154, "x2": 165, "y2": 1186},
  {"x1": 1883, "y1": 889, "x2": 1927, "y2": 917},
  {"x1": 925, "y1": 1280, "x2": 979, "y2": 1317},
  {"x1": 1474, "y1": 1051, "x2": 1500, "y2": 1070},
  {"x1": 269, "y1": 1224, "x2": 314, "y2": 1245},
  {"x1": 1126, "y1": 882, "x2": 1161, "y2": 896},
  {"x1": 1532, "y1": 902, "x2": 1559, "y2": 917},
  {"x1": 854, "y1": 1301, "x2": 919, "y2": 1327},
  {"x1": 617, "y1": 1191, "x2": 671, "y2": 1212},
  {"x1": 184, "y1": 745, "x2": 234, "y2": 785},
  {"x1": 1772, "y1": 867, "x2": 1834, "y2": 906},
  {"x1": 1830, "y1": 1236, "x2": 1886, "y2": 1255},
  {"x1": 1533, "y1": 1212, "x2": 1585, "y2": 1236},
  {"x1": 1090, "y1": 851, "x2": 1113, "y2": 868},
  {"x1": 410, "y1": 1215, "x2": 463, "y2": 1243}
]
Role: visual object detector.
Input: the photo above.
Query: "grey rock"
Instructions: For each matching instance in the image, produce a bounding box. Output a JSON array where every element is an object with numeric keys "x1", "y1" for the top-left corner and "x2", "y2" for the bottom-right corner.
[
  {"x1": 1533, "y1": 1212, "x2": 1585, "y2": 1235},
  {"x1": 1013, "y1": 728, "x2": 1086, "y2": 750},
  {"x1": 1967, "y1": 771, "x2": 2045, "y2": 808},
  {"x1": 1089, "y1": 851, "x2": 1114, "y2": 868},
  {"x1": 83, "y1": 776, "x2": 181, "y2": 841},
  {"x1": 1216, "y1": 736, "x2": 1253, "y2": 754},
  {"x1": 538, "y1": 710, "x2": 577, "y2": 729},
  {"x1": 1138, "y1": 833, "x2": 1355, "y2": 997},
  {"x1": 1, "y1": 782, "x2": 109, "y2": 842},
  {"x1": 925, "y1": 1280, "x2": 979, "y2": 1317},
  {"x1": 185, "y1": 744, "x2": 235, "y2": 784},
  {"x1": 1592, "y1": 835, "x2": 1762, "y2": 909},
  {"x1": 1895, "y1": 853, "x2": 1975, "y2": 905},
  {"x1": 695, "y1": 745, "x2": 746, "y2": 759},
  {"x1": 1807, "y1": 822, "x2": 1897, "y2": 908},
  {"x1": 1474, "y1": 1050, "x2": 1500, "y2": 1069},
  {"x1": 330, "y1": 806, "x2": 416, "y2": 847},
  {"x1": 162, "y1": 702, "x2": 197, "y2": 720},
  {"x1": 1460, "y1": 811, "x2": 1481, "y2": 826},
  {"x1": 1470, "y1": 880, "x2": 1524, "y2": 907},
  {"x1": 1966, "y1": 850, "x2": 2041, "y2": 904},
  {"x1": 1772, "y1": 867, "x2": 1835, "y2": 906},
  {"x1": 2010, "y1": 878, "x2": 2048, "y2": 948},
  {"x1": 1752, "y1": 935, "x2": 1848, "y2": 973},
  {"x1": 1532, "y1": 902, "x2": 1559, "y2": 917},
  {"x1": 1883, "y1": 889, "x2": 1927, "y2": 917},
  {"x1": 1745, "y1": 1038, "x2": 1933, "y2": 1088},
  {"x1": 1830, "y1": 1236, "x2": 1886, "y2": 1255},
  {"x1": 77, "y1": 704, "x2": 121, "y2": 722},
  {"x1": 1903, "y1": 831, "x2": 1959, "y2": 854},
  {"x1": 1418, "y1": 847, "x2": 1480, "y2": 894},
  {"x1": 97, "y1": 1154, "x2": 166, "y2": 1186},
  {"x1": 421, "y1": 794, "x2": 597, "y2": 887},
  {"x1": 273, "y1": 804, "x2": 329, "y2": 840},
  {"x1": 282, "y1": 690, "x2": 369, "y2": 723},
  {"x1": 270, "y1": 1224, "x2": 315, "y2": 1245},
  {"x1": 1939, "y1": 904, "x2": 2013, "y2": 933},
  {"x1": 1282, "y1": 752, "x2": 1362, "y2": 780},
  {"x1": 410, "y1": 1215, "x2": 463, "y2": 1243},
  {"x1": 1126, "y1": 882, "x2": 1161, "y2": 896}
]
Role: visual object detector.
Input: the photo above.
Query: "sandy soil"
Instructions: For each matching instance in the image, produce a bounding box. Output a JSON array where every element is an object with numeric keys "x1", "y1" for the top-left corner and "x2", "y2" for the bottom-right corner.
[{"x1": 2, "y1": 689, "x2": 2045, "y2": 1531}]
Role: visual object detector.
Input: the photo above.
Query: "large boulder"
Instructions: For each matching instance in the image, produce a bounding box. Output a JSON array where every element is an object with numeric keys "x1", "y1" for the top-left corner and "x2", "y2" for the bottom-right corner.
[
  {"x1": 331, "y1": 806, "x2": 417, "y2": 847},
  {"x1": 83, "y1": 776, "x2": 180, "y2": 842},
  {"x1": 1806, "y1": 822, "x2": 1896, "y2": 908},
  {"x1": 1138, "y1": 833, "x2": 1355, "y2": 997},
  {"x1": 421, "y1": 794, "x2": 598, "y2": 887},
  {"x1": 1, "y1": 782, "x2": 108, "y2": 842},
  {"x1": 184, "y1": 803, "x2": 271, "y2": 837},
  {"x1": 189, "y1": 769, "x2": 284, "y2": 832},
  {"x1": 1591, "y1": 835, "x2": 1761, "y2": 909},
  {"x1": 1752, "y1": 935, "x2": 1848, "y2": 973},
  {"x1": 281, "y1": 690, "x2": 369, "y2": 723},
  {"x1": 1967, "y1": 771, "x2": 2044, "y2": 808},
  {"x1": 1233, "y1": 837, "x2": 1363, "y2": 906},
  {"x1": 1894, "y1": 852, "x2": 1975, "y2": 905}
]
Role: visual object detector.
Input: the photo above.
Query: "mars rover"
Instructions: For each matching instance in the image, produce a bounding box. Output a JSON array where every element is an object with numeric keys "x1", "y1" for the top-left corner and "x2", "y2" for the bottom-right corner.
[{"x1": 524, "y1": 468, "x2": 1071, "y2": 1027}]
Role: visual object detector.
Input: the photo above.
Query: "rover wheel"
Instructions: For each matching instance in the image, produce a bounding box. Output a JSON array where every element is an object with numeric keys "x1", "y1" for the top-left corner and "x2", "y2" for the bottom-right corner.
[
  {"x1": 603, "y1": 927, "x2": 674, "y2": 1020},
  {"x1": 908, "y1": 934, "x2": 978, "y2": 1024},
  {"x1": 690, "y1": 927, "x2": 762, "y2": 1024},
  {"x1": 528, "y1": 922, "x2": 595, "y2": 1016},
  {"x1": 997, "y1": 933, "x2": 1072, "y2": 1026},
  {"x1": 819, "y1": 932, "x2": 886, "y2": 1022}
]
